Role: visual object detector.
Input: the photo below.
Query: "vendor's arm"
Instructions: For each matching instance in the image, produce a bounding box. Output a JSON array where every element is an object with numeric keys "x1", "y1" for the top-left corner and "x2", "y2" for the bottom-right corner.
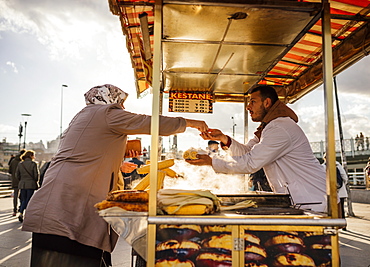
[
  {"x1": 185, "y1": 154, "x2": 213, "y2": 166},
  {"x1": 201, "y1": 128, "x2": 257, "y2": 156},
  {"x1": 212, "y1": 123, "x2": 291, "y2": 174}
]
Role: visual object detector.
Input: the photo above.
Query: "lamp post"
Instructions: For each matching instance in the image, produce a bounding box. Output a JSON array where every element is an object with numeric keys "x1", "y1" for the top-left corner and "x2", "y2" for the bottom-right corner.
[
  {"x1": 60, "y1": 84, "x2": 68, "y2": 137},
  {"x1": 18, "y1": 123, "x2": 23, "y2": 151},
  {"x1": 231, "y1": 116, "x2": 237, "y2": 139},
  {"x1": 21, "y1": 114, "x2": 31, "y2": 149}
]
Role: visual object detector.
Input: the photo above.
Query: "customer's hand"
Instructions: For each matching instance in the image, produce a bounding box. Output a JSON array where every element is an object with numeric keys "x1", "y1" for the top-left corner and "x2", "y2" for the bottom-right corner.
[
  {"x1": 200, "y1": 129, "x2": 228, "y2": 144},
  {"x1": 185, "y1": 154, "x2": 213, "y2": 166},
  {"x1": 125, "y1": 150, "x2": 141, "y2": 158},
  {"x1": 185, "y1": 119, "x2": 208, "y2": 133},
  {"x1": 120, "y1": 161, "x2": 138, "y2": 173}
]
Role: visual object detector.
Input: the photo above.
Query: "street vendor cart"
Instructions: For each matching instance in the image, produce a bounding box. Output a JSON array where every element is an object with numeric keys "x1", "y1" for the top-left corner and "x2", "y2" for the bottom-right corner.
[{"x1": 103, "y1": 0, "x2": 370, "y2": 266}]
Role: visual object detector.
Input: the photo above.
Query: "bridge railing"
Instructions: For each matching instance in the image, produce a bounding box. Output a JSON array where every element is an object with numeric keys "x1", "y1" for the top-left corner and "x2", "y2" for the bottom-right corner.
[
  {"x1": 310, "y1": 138, "x2": 370, "y2": 157},
  {"x1": 348, "y1": 171, "x2": 365, "y2": 187},
  {"x1": 310, "y1": 138, "x2": 368, "y2": 188}
]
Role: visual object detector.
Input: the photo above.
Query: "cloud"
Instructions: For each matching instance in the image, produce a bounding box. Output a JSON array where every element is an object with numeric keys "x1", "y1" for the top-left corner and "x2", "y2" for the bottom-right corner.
[
  {"x1": 6, "y1": 61, "x2": 18, "y2": 73},
  {"x1": 0, "y1": 0, "x2": 120, "y2": 61}
]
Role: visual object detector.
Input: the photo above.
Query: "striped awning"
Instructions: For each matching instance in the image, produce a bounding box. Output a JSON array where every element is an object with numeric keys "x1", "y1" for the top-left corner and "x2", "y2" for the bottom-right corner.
[{"x1": 107, "y1": 0, "x2": 370, "y2": 103}]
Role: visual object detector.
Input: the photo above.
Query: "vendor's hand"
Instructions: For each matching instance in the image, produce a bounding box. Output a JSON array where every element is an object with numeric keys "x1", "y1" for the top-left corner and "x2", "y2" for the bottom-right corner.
[
  {"x1": 185, "y1": 154, "x2": 213, "y2": 166},
  {"x1": 125, "y1": 150, "x2": 141, "y2": 159},
  {"x1": 120, "y1": 161, "x2": 138, "y2": 173},
  {"x1": 200, "y1": 129, "x2": 228, "y2": 144},
  {"x1": 185, "y1": 119, "x2": 208, "y2": 133}
]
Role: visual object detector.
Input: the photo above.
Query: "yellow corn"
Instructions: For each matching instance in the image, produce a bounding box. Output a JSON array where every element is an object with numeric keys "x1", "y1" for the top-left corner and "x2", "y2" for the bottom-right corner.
[
  {"x1": 133, "y1": 173, "x2": 150, "y2": 190},
  {"x1": 164, "y1": 204, "x2": 208, "y2": 215},
  {"x1": 163, "y1": 168, "x2": 177, "y2": 178},
  {"x1": 157, "y1": 170, "x2": 166, "y2": 190},
  {"x1": 135, "y1": 170, "x2": 166, "y2": 191},
  {"x1": 136, "y1": 159, "x2": 175, "y2": 174}
]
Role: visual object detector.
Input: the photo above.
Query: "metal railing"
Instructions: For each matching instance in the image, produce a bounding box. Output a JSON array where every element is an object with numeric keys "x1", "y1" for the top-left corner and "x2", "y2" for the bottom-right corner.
[
  {"x1": 348, "y1": 171, "x2": 365, "y2": 187},
  {"x1": 310, "y1": 138, "x2": 370, "y2": 157},
  {"x1": 310, "y1": 138, "x2": 368, "y2": 188}
]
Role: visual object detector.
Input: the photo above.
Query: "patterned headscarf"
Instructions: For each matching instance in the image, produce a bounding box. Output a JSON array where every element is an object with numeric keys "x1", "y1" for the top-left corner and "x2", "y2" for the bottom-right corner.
[{"x1": 84, "y1": 84, "x2": 129, "y2": 105}]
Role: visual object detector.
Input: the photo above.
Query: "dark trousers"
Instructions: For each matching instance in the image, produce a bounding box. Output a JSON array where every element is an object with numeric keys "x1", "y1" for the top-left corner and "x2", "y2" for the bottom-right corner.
[
  {"x1": 19, "y1": 189, "x2": 35, "y2": 214},
  {"x1": 13, "y1": 188, "x2": 19, "y2": 212},
  {"x1": 31, "y1": 233, "x2": 112, "y2": 267}
]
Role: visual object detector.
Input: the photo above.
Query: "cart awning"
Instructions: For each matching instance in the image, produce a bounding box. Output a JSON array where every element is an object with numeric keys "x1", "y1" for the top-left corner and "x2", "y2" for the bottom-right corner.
[{"x1": 107, "y1": 0, "x2": 370, "y2": 103}]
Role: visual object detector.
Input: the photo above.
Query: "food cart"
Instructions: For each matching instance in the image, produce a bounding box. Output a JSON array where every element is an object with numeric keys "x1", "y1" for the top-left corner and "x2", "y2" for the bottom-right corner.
[{"x1": 104, "y1": 0, "x2": 370, "y2": 266}]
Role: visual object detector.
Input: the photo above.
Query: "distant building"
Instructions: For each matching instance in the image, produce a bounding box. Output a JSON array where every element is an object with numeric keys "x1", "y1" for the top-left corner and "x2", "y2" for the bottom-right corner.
[{"x1": 0, "y1": 137, "x2": 60, "y2": 169}]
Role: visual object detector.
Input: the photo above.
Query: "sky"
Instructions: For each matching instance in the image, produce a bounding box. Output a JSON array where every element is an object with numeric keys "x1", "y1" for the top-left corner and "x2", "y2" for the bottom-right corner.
[{"x1": 1, "y1": 0, "x2": 370, "y2": 154}]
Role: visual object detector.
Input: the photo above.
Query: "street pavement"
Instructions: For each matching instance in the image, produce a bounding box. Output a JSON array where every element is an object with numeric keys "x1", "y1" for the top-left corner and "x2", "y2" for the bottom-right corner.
[{"x1": 0, "y1": 190, "x2": 369, "y2": 266}]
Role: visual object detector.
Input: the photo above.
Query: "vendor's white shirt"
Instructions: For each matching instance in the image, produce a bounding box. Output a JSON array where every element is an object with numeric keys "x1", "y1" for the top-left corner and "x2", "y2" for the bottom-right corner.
[{"x1": 212, "y1": 117, "x2": 327, "y2": 212}]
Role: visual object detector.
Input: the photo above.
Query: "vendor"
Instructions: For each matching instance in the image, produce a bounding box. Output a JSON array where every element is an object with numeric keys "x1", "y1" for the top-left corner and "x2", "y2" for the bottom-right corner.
[
  {"x1": 186, "y1": 85, "x2": 327, "y2": 213},
  {"x1": 22, "y1": 84, "x2": 208, "y2": 267}
]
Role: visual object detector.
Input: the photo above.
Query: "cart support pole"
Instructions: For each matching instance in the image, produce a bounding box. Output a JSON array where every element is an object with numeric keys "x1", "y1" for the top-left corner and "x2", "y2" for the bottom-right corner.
[
  {"x1": 322, "y1": 0, "x2": 339, "y2": 219},
  {"x1": 147, "y1": 0, "x2": 163, "y2": 266},
  {"x1": 322, "y1": 1, "x2": 340, "y2": 266},
  {"x1": 333, "y1": 76, "x2": 355, "y2": 217}
]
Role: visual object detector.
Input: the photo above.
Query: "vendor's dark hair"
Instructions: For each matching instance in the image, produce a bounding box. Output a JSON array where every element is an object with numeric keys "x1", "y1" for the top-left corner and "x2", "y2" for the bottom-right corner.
[
  {"x1": 21, "y1": 150, "x2": 35, "y2": 161},
  {"x1": 250, "y1": 86, "x2": 278, "y2": 104},
  {"x1": 208, "y1": 140, "x2": 219, "y2": 145}
]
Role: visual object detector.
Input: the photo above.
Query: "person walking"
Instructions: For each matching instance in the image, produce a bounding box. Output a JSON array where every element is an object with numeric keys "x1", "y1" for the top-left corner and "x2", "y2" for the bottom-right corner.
[
  {"x1": 322, "y1": 154, "x2": 348, "y2": 227},
  {"x1": 16, "y1": 150, "x2": 39, "y2": 222},
  {"x1": 8, "y1": 149, "x2": 26, "y2": 216}
]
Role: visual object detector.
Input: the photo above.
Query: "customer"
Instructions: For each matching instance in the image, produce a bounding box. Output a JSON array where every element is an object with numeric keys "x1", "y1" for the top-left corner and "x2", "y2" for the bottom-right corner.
[
  {"x1": 22, "y1": 84, "x2": 208, "y2": 267},
  {"x1": 8, "y1": 149, "x2": 26, "y2": 216},
  {"x1": 207, "y1": 140, "x2": 220, "y2": 156},
  {"x1": 16, "y1": 150, "x2": 39, "y2": 223},
  {"x1": 186, "y1": 85, "x2": 327, "y2": 212}
]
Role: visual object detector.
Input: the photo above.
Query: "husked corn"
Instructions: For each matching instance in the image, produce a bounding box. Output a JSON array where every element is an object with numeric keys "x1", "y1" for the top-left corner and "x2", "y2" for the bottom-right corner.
[
  {"x1": 164, "y1": 204, "x2": 209, "y2": 215},
  {"x1": 163, "y1": 168, "x2": 177, "y2": 178},
  {"x1": 136, "y1": 159, "x2": 175, "y2": 174}
]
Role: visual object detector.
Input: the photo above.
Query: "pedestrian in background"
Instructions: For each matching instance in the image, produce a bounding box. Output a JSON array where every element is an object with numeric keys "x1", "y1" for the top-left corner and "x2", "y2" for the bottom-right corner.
[
  {"x1": 16, "y1": 150, "x2": 39, "y2": 222},
  {"x1": 8, "y1": 149, "x2": 25, "y2": 216},
  {"x1": 322, "y1": 154, "x2": 348, "y2": 227}
]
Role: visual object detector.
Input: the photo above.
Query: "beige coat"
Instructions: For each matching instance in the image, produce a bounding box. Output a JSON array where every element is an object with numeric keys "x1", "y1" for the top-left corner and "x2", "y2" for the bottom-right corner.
[{"x1": 22, "y1": 103, "x2": 186, "y2": 252}]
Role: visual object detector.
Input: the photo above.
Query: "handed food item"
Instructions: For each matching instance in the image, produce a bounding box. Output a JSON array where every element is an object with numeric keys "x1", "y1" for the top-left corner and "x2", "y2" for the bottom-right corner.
[
  {"x1": 183, "y1": 147, "x2": 207, "y2": 160},
  {"x1": 155, "y1": 258, "x2": 195, "y2": 267},
  {"x1": 94, "y1": 200, "x2": 148, "y2": 212},
  {"x1": 125, "y1": 139, "x2": 142, "y2": 157},
  {"x1": 271, "y1": 253, "x2": 315, "y2": 267},
  {"x1": 106, "y1": 190, "x2": 148, "y2": 202}
]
